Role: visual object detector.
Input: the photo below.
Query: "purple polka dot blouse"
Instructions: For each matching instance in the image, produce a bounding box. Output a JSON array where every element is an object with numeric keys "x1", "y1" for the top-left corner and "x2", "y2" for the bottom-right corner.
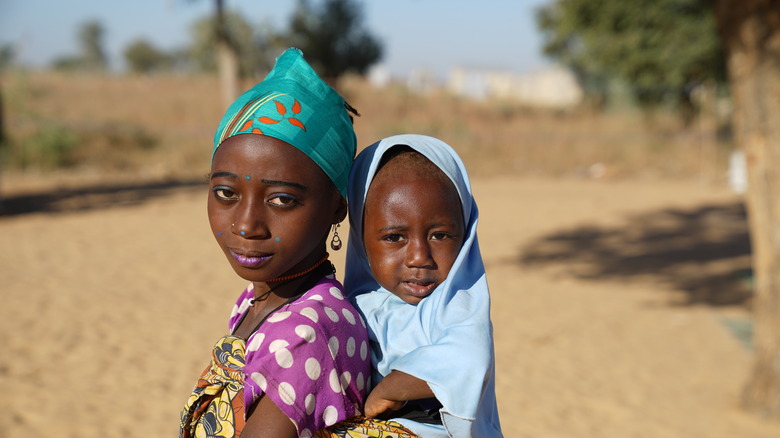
[{"x1": 228, "y1": 275, "x2": 370, "y2": 437}]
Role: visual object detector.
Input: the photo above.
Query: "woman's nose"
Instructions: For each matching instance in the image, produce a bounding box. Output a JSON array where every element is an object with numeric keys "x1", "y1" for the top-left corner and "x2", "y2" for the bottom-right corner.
[{"x1": 232, "y1": 200, "x2": 270, "y2": 238}]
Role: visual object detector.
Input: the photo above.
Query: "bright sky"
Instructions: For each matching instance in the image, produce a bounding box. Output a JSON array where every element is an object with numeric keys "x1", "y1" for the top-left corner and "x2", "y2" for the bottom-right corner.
[{"x1": 0, "y1": 0, "x2": 553, "y2": 79}]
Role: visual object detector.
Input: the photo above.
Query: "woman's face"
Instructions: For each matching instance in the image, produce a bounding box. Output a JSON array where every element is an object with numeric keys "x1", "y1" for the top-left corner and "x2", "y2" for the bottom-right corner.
[{"x1": 208, "y1": 134, "x2": 346, "y2": 283}]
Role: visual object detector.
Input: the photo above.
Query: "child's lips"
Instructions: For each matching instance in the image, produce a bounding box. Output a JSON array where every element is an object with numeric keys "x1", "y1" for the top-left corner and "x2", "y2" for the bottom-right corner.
[
  {"x1": 400, "y1": 279, "x2": 437, "y2": 297},
  {"x1": 229, "y1": 249, "x2": 271, "y2": 267}
]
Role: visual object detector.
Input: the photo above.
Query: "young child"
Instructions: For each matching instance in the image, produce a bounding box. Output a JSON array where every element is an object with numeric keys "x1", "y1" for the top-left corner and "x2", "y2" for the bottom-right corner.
[
  {"x1": 179, "y1": 48, "x2": 370, "y2": 438},
  {"x1": 344, "y1": 134, "x2": 504, "y2": 438}
]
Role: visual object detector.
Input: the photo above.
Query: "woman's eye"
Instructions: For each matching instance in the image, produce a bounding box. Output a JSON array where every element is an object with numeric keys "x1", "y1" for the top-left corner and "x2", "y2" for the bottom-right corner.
[
  {"x1": 213, "y1": 187, "x2": 238, "y2": 201},
  {"x1": 267, "y1": 194, "x2": 299, "y2": 208}
]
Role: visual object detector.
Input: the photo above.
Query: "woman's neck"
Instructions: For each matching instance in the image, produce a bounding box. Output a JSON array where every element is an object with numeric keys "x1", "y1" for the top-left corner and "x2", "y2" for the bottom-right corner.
[{"x1": 251, "y1": 275, "x2": 310, "y2": 307}]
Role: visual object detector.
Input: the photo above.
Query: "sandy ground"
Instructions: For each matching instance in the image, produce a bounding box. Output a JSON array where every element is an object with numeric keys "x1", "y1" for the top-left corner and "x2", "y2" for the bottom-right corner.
[{"x1": 1, "y1": 175, "x2": 779, "y2": 438}]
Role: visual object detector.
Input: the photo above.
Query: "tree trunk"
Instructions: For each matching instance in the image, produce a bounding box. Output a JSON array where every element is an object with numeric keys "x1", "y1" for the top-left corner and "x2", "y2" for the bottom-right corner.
[
  {"x1": 216, "y1": 40, "x2": 240, "y2": 109},
  {"x1": 214, "y1": 0, "x2": 240, "y2": 109},
  {"x1": 714, "y1": 0, "x2": 780, "y2": 419}
]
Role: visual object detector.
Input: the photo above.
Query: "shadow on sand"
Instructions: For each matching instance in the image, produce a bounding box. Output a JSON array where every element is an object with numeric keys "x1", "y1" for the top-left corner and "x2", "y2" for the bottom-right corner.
[
  {"x1": 520, "y1": 201, "x2": 753, "y2": 307},
  {"x1": 0, "y1": 177, "x2": 207, "y2": 217}
]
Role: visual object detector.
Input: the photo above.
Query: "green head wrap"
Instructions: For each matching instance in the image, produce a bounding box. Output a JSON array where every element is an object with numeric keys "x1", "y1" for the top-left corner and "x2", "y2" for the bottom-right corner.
[{"x1": 213, "y1": 48, "x2": 357, "y2": 198}]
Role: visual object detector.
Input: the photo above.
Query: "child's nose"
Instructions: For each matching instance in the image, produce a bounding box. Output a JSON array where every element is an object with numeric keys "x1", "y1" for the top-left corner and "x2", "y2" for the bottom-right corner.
[
  {"x1": 405, "y1": 238, "x2": 435, "y2": 269},
  {"x1": 232, "y1": 200, "x2": 271, "y2": 238}
]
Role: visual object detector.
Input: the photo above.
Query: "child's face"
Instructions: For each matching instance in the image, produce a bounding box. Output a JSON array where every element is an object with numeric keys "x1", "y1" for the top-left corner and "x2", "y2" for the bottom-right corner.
[
  {"x1": 362, "y1": 171, "x2": 464, "y2": 304},
  {"x1": 208, "y1": 134, "x2": 346, "y2": 283}
]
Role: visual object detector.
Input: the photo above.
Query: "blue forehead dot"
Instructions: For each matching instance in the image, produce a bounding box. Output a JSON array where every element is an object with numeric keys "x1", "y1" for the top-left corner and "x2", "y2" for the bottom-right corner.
[
  {"x1": 245, "y1": 175, "x2": 251, "y2": 180},
  {"x1": 275, "y1": 237, "x2": 280, "y2": 242},
  {"x1": 240, "y1": 231, "x2": 246, "y2": 236},
  {"x1": 217, "y1": 232, "x2": 222, "y2": 236}
]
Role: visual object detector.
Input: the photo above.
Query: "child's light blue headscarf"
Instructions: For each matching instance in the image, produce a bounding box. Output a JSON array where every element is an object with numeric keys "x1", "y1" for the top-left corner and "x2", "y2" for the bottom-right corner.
[
  {"x1": 213, "y1": 48, "x2": 356, "y2": 198},
  {"x1": 345, "y1": 134, "x2": 503, "y2": 438}
]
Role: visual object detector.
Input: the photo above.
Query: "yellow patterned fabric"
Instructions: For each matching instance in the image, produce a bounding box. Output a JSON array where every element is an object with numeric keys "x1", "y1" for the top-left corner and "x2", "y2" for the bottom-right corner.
[
  {"x1": 180, "y1": 336, "x2": 247, "y2": 438},
  {"x1": 315, "y1": 416, "x2": 420, "y2": 438}
]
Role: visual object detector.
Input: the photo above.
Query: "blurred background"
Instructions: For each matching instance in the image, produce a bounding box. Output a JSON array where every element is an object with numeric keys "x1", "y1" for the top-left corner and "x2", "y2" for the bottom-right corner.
[
  {"x1": 2, "y1": 1, "x2": 779, "y2": 437},
  {"x1": 0, "y1": 0, "x2": 736, "y2": 185}
]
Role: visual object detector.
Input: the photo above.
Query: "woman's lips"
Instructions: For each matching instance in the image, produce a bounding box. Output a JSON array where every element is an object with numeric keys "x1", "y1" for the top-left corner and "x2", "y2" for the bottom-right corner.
[{"x1": 229, "y1": 249, "x2": 271, "y2": 267}]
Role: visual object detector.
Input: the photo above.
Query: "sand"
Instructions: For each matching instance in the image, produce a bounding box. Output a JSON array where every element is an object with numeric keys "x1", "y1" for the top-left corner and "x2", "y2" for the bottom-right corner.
[{"x1": 1, "y1": 175, "x2": 779, "y2": 437}]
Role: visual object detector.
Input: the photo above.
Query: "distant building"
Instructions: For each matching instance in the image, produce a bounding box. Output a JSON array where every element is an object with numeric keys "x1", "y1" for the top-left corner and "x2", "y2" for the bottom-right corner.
[
  {"x1": 406, "y1": 67, "x2": 440, "y2": 94},
  {"x1": 448, "y1": 65, "x2": 583, "y2": 109},
  {"x1": 367, "y1": 64, "x2": 391, "y2": 88}
]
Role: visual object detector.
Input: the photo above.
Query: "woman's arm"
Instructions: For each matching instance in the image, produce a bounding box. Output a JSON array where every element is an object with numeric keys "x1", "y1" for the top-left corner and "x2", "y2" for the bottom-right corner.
[
  {"x1": 241, "y1": 396, "x2": 298, "y2": 438},
  {"x1": 364, "y1": 370, "x2": 435, "y2": 418}
]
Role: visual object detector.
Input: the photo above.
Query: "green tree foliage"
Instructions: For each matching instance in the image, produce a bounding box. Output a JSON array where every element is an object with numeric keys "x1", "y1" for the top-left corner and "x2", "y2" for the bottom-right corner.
[
  {"x1": 51, "y1": 20, "x2": 108, "y2": 72},
  {"x1": 188, "y1": 10, "x2": 278, "y2": 77},
  {"x1": 78, "y1": 20, "x2": 108, "y2": 71},
  {"x1": 537, "y1": 0, "x2": 726, "y2": 112},
  {"x1": 124, "y1": 39, "x2": 172, "y2": 74},
  {"x1": 0, "y1": 45, "x2": 14, "y2": 71},
  {"x1": 286, "y1": 0, "x2": 382, "y2": 80}
]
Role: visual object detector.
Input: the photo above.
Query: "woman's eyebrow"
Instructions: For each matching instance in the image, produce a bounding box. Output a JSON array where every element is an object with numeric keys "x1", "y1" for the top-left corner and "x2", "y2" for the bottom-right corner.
[
  {"x1": 210, "y1": 171, "x2": 238, "y2": 179},
  {"x1": 261, "y1": 179, "x2": 308, "y2": 191}
]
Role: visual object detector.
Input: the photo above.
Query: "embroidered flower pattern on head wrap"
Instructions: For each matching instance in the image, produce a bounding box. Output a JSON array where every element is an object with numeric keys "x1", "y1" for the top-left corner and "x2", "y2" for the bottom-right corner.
[{"x1": 213, "y1": 47, "x2": 357, "y2": 198}]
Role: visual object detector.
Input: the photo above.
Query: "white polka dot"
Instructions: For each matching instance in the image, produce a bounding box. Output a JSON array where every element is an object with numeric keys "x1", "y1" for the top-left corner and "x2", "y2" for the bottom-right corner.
[
  {"x1": 246, "y1": 333, "x2": 265, "y2": 352},
  {"x1": 300, "y1": 307, "x2": 319, "y2": 323},
  {"x1": 342, "y1": 308, "x2": 356, "y2": 325},
  {"x1": 251, "y1": 372, "x2": 267, "y2": 391},
  {"x1": 300, "y1": 429, "x2": 313, "y2": 438},
  {"x1": 328, "y1": 336, "x2": 340, "y2": 356},
  {"x1": 340, "y1": 371, "x2": 352, "y2": 389},
  {"x1": 275, "y1": 347, "x2": 294, "y2": 368},
  {"x1": 329, "y1": 287, "x2": 344, "y2": 300},
  {"x1": 295, "y1": 324, "x2": 317, "y2": 343},
  {"x1": 324, "y1": 307, "x2": 339, "y2": 322},
  {"x1": 278, "y1": 382, "x2": 296, "y2": 405},
  {"x1": 329, "y1": 369, "x2": 341, "y2": 393},
  {"x1": 357, "y1": 372, "x2": 365, "y2": 391},
  {"x1": 360, "y1": 341, "x2": 368, "y2": 360},
  {"x1": 268, "y1": 339, "x2": 289, "y2": 353},
  {"x1": 305, "y1": 357, "x2": 321, "y2": 380},
  {"x1": 267, "y1": 311, "x2": 291, "y2": 323},
  {"x1": 308, "y1": 294, "x2": 324, "y2": 301},
  {"x1": 305, "y1": 393, "x2": 316, "y2": 415},
  {"x1": 346, "y1": 337, "x2": 356, "y2": 357},
  {"x1": 359, "y1": 315, "x2": 367, "y2": 328},
  {"x1": 323, "y1": 405, "x2": 338, "y2": 426}
]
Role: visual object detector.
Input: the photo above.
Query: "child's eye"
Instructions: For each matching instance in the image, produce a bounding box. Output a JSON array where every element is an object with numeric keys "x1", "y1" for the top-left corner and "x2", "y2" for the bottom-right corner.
[
  {"x1": 382, "y1": 234, "x2": 403, "y2": 243},
  {"x1": 213, "y1": 186, "x2": 238, "y2": 201},
  {"x1": 267, "y1": 194, "x2": 299, "y2": 208},
  {"x1": 431, "y1": 232, "x2": 451, "y2": 241}
]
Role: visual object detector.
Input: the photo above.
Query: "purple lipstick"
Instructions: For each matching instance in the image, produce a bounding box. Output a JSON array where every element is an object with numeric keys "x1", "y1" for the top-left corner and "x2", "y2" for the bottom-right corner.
[{"x1": 230, "y1": 249, "x2": 270, "y2": 267}]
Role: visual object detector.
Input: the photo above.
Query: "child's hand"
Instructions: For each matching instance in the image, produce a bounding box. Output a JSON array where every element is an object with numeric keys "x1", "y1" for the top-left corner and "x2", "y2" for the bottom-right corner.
[
  {"x1": 364, "y1": 391, "x2": 404, "y2": 418},
  {"x1": 363, "y1": 370, "x2": 434, "y2": 418}
]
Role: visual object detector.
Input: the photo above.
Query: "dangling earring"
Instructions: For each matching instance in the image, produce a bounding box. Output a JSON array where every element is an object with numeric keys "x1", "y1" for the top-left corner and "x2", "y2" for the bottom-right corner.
[{"x1": 330, "y1": 223, "x2": 342, "y2": 251}]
